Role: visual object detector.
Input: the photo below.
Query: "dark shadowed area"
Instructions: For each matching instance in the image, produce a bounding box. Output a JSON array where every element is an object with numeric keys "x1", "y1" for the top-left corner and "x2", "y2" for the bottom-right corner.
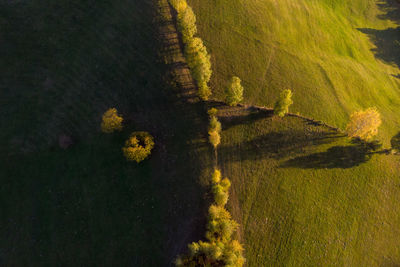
[
  {"x1": 358, "y1": 0, "x2": 400, "y2": 70},
  {"x1": 0, "y1": 0, "x2": 211, "y2": 265}
]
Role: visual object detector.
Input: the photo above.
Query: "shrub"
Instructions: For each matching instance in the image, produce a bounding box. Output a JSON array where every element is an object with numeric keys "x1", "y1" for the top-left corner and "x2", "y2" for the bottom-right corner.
[
  {"x1": 346, "y1": 107, "x2": 382, "y2": 141},
  {"x1": 122, "y1": 131, "x2": 154, "y2": 163},
  {"x1": 101, "y1": 108, "x2": 123, "y2": 133},
  {"x1": 226, "y1": 76, "x2": 244, "y2": 106},
  {"x1": 274, "y1": 89, "x2": 293, "y2": 117}
]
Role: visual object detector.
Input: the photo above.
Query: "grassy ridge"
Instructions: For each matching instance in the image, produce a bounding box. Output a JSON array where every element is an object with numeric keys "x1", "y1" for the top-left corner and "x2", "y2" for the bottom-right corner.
[
  {"x1": 0, "y1": 0, "x2": 211, "y2": 265},
  {"x1": 189, "y1": 0, "x2": 400, "y2": 145}
]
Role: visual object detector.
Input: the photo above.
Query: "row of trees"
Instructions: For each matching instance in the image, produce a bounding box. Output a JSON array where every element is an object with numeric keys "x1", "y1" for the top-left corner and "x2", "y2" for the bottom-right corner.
[
  {"x1": 170, "y1": 0, "x2": 212, "y2": 100},
  {"x1": 101, "y1": 108, "x2": 155, "y2": 163},
  {"x1": 176, "y1": 169, "x2": 245, "y2": 266}
]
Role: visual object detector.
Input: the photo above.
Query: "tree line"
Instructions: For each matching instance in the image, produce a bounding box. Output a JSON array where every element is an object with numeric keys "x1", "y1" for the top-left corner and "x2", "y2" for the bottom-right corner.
[
  {"x1": 175, "y1": 169, "x2": 245, "y2": 266},
  {"x1": 170, "y1": 0, "x2": 212, "y2": 100}
]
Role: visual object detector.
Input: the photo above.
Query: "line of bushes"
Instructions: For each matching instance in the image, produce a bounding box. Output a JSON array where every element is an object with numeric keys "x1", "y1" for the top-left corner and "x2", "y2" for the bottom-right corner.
[
  {"x1": 176, "y1": 169, "x2": 245, "y2": 267},
  {"x1": 169, "y1": 0, "x2": 212, "y2": 100}
]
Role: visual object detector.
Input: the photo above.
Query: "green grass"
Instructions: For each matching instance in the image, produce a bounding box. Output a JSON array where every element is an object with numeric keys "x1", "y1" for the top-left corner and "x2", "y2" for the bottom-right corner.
[
  {"x1": 213, "y1": 105, "x2": 400, "y2": 266},
  {"x1": 184, "y1": 0, "x2": 400, "y2": 265},
  {"x1": 189, "y1": 0, "x2": 400, "y2": 146},
  {"x1": 0, "y1": 0, "x2": 212, "y2": 265}
]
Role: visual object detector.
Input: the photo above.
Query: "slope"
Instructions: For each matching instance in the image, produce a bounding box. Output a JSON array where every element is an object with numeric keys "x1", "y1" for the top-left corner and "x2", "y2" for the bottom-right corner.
[{"x1": 189, "y1": 0, "x2": 400, "y2": 145}]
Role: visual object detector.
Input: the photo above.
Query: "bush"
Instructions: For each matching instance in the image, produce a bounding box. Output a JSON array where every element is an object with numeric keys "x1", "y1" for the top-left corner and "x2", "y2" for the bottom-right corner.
[
  {"x1": 274, "y1": 89, "x2": 293, "y2": 117},
  {"x1": 346, "y1": 107, "x2": 382, "y2": 141},
  {"x1": 101, "y1": 108, "x2": 123, "y2": 133},
  {"x1": 226, "y1": 76, "x2": 244, "y2": 106},
  {"x1": 122, "y1": 131, "x2": 154, "y2": 163}
]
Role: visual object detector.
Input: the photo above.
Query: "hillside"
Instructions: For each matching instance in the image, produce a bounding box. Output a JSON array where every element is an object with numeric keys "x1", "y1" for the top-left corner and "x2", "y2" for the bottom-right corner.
[
  {"x1": 213, "y1": 105, "x2": 400, "y2": 265},
  {"x1": 185, "y1": 0, "x2": 400, "y2": 265},
  {"x1": 189, "y1": 0, "x2": 400, "y2": 145},
  {"x1": 0, "y1": 0, "x2": 211, "y2": 265}
]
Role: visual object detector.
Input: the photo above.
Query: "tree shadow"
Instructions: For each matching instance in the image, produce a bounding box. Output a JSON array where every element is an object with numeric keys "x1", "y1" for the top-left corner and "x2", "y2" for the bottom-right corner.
[
  {"x1": 281, "y1": 143, "x2": 372, "y2": 169},
  {"x1": 219, "y1": 129, "x2": 342, "y2": 163},
  {"x1": 357, "y1": 0, "x2": 400, "y2": 69},
  {"x1": 219, "y1": 108, "x2": 274, "y2": 130},
  {"x1": 391, "y1": 132, "x2": 400, "y2": 150}
]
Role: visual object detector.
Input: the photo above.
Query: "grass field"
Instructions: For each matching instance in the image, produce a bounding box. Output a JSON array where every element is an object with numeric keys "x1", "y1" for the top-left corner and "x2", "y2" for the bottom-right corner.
[
  {"x1": 213, "y1": 105, "x2": 400, "y2": 266},
  {"x1": 189, "y1": 0, "x2": 400, "y2": 146},
  {"x1": 0, "y1": 0, "x2": 212, "y2": 265},
  {"x1": 184, "y1": 0, "x2": 400, "y2": 265}
]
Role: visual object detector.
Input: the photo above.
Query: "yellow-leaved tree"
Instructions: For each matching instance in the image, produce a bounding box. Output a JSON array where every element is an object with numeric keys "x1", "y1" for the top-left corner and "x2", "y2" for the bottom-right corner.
[
  {"x1": 101, "y1": 108, "x2": 123, "y2": 133},
  {"x1": 346, "y1": 107, "x2": 382, "y2": 141},
  {"x1": 122, "y1": 132, "x2": 155, "y2": 163}
]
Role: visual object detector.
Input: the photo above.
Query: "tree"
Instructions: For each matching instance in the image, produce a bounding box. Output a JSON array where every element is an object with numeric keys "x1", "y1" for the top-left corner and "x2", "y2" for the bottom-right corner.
[
  {"x1": 274, "y1": 89, "x2": 293, "y2": 117},
  {"x1": 101, "y1": 108, "x2": 123, "y2": 133},
  {"x1": 346, "y1": 107, "x2": 382, "y2": 141},
  {"x1": 208, "y1": 130, "x2": 220, "y2": 148},
  {"x1": 226, "y1": 76, "x2": 244, "y2": 106},
  {"x1": 208, "y1": 113, "x2": 221, "y2": 148},
  {"x1": 122, "y1": 132, "x2": 155, "y2": 163},
  {"x1": 185, "y1": 37, "x2": 212, "y2": 100},
  {"x1": 169, "y1": 0, "x2": 187, "y2": 13},
  {"x1": 208, "y1": 107, "x2": 218, "y2": 117},
  {"x1": 177, "y1": 6, "x2": 197, "y2": 43},
  {"x1": 175, "y1": 169, "x2": 245, "y2": 267}
]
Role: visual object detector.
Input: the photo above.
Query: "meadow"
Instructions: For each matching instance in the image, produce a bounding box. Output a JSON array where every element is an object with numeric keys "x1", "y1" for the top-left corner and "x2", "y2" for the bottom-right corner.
[
  {"x1": 0, "y1": 0, "x2": 212, "y2": 265},
  {"x1": 189, "y1": 0, "x2": 400, "y2": 145},
  {"x1": 186, "y1": 0, "x2": 400, "y2": 265}
]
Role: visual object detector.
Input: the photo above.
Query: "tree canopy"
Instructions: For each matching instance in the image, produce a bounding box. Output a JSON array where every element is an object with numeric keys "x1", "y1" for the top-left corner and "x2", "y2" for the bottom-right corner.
[
  {"x1": 274, "y1": 89, "x2": 293, "y2": 117},
  {"x1": 346, "y1": 107, "x2": 382, "y2": 141},
  {"x1": 101, "y1": 108, "x2": 123, "y2": 133},
  {"x1": 226, "y1": 76, "x2": 244, "y2": 106}
]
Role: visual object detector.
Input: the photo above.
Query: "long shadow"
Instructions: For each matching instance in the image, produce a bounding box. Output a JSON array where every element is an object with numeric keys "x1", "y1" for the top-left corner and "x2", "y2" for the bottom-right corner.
[
  {"x1": 391, "y1": 132, "x2": 400, "y2": 150},
  {"x1": 219, "y1": 108, "x2": 274, "y2": 130},
  {"x1": 281, "y1": 144, "x2": 372, "y2": 169},
  {"x1": 219, "y1": 129, "x2": 342, "y2": 163},
  {"x1": 357, "y1": 0, "x2": 400, "y2": 69}
]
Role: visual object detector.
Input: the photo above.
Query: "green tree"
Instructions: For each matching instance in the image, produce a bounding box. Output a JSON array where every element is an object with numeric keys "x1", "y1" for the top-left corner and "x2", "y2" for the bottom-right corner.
[
  {"x1": 274, "y1": 89, "x2": 293, "y2": 117},
  {"x1": 226, "y1": 76, "x2": 244, "y2": 106},
  {"x1": 346, "y1": 107, "x2": 382, "y2": 141},
  {"x1": 185, "y1": 37, "x2": 212, "y2": 100},
  {"x1": 177, "y1": 6, "x2": 197, "y2": 42}
]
